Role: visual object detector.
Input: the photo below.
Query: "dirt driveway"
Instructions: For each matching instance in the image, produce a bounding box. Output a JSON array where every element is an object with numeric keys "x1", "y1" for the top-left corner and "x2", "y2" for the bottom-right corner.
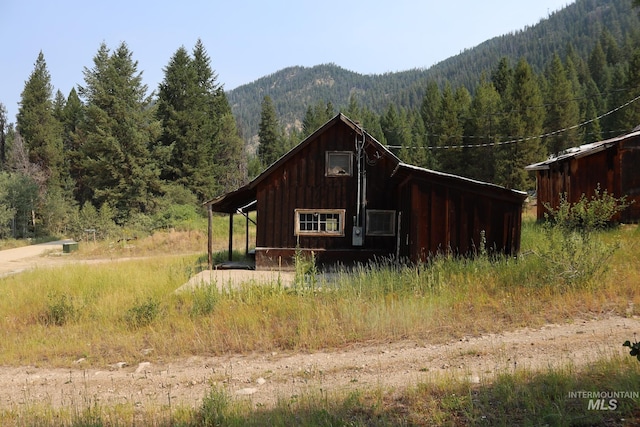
[
  {"x1": 0, "y1": 240, "x2": 74, "y2": 277},
  {"x1": 0, "y1": 243, "x2": 638, "y2": 413},
  {"x1": 1, "y1": 316, "x2": 638, "y2": 411}
]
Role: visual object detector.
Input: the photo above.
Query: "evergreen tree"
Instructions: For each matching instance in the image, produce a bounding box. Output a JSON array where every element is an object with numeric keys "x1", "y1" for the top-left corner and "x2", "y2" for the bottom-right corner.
[
  {"x1": 491, "y1": 57, "x2": 513, "y2": 98},
  {"x1": 157, "y1": 40, "x2": 245, "y2": 199},
  {"x1": 463, "y1": 77, "x2": 502, "y2": 182},
  {"x1": 215, "y1": 112, "x2": 246, "y2": 192},
  {"x1": 419, "y1": 81, "x2": 441, "y2": 151},
  {"x1": 77, "y1": 42, "x2": 161, "y2": 221},
  {"x1": 495, "y1": 58, "x2": 545, "y2": 190},
  {"x1": 605, "y1": 64, "x2": 630, "y2": 134},
  {"x1": 16, "y1": 51, "x2": 64, "y2": 188},
  {"x1": 588, "y1": 41, "x2": 610, "y2": 94},
  {"x1": 63, "y1": 88, "x2": 89, "y2": 203},
  {"x1": 407, "y1": 110, "x2": 435, "y2": 169},
  {"x1": 543, "y1": 53, "x2": 580, "y2": 154},
  {"x1": 434, "y1": 83, "x2": 469, "y2": 176},
  {"x1": 618, "y1": 48, "x2": 640, "y2": 130},
  {"x1": 302, "y1": 100, "x2": 335, "y2": 138},
  {"x1": 257, "y1": 95, "x2": 284, "y2": 167},
  {"x1": 381, "y1": 104, "x2": 411, "y2": 156}
]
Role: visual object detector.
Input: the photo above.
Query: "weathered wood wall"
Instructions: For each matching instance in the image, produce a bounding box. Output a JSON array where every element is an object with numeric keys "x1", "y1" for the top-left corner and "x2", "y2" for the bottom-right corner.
[
  {"x1": 535, "y1": 136, "x2": 640, "y2": 223},
  {"x1": 254, "y1": 120, "x2": 398, "y2": 268},
  {"x1": 397, "y1": 171, "x2": 524, "y2": 261}
]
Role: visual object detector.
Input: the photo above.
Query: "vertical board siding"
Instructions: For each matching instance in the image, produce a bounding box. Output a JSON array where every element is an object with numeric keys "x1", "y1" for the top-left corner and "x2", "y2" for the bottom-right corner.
[{"x1": 535, "y1": 136, "x2": 640, "y2": 223}]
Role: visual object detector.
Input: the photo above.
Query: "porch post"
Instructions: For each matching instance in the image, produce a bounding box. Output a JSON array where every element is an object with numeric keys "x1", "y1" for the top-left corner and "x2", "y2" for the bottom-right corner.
[
  {"x1": 228, "y1": 212, "x2": 234, "y2": 261},
  {"x1": 245, "y1": 213, "x2": 249, "y2": 255}
]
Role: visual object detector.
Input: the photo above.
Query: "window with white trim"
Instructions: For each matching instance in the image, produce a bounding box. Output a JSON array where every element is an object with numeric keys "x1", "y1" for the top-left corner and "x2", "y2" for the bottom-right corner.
[
  {"x1": 366, "y1": 210, "x2": 396, "y2": 236},
  {"x1": 326, "y1": 151, "x2": 353, "y2": 176},
  {"x1": 295, "y1": 209, "x2": 345, "y2": 236}
]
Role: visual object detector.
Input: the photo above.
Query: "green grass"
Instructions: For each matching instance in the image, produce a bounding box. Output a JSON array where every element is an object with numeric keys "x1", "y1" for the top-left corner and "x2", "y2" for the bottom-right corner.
[{"x1": 0, "y1": 218, "x2": 639, "y2": 425}]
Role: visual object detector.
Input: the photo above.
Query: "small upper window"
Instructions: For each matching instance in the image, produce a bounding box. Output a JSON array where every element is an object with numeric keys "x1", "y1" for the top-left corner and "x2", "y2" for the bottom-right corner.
[
  {"x1": 366, "y1": 210, "x2": 396, "y2": 236},
  {"x1": 326, "y1": 151, "x2": 353, "y2": 177}
]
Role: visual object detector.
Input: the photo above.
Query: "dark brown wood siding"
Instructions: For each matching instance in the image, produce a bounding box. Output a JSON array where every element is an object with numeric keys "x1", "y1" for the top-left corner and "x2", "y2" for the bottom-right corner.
[
  {"x1": 399, "y1": 176, "x2": 523, "y2": 261},
  {"x1": 535, "y1": 136, "x2": 640, "y2": 222},
  {"x1": 255, "y1": 120, "x2": 398, "y2": 268}
]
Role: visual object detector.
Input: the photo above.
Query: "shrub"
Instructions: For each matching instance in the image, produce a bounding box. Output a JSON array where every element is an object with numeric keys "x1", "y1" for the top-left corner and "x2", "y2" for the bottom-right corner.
[
  {"x1": 190, "y1": 285, "x2": 218, "y2": 317},
  {"x1": 536, "y1": 187, "x2": 629, "y2": 289},
  {"x1": 543, "y1": 185, "x2": 630, "y2": 233},
  {"x1": 40, "y1": 293, "x2": 77, "y2": 326},
  {"x1": 124, "y1": 298, "x2": 160, "y2": 329}
]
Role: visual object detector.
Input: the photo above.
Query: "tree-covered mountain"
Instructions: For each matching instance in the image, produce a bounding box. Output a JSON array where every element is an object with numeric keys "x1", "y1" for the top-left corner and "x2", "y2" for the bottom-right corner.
[{"x1": 227, "y1": 0, "x2": 640, "y2": 142}]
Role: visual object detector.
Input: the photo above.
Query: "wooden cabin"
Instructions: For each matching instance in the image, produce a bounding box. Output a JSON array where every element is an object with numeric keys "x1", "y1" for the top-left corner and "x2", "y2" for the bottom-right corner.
[
  {"x1": 206, "y1": 114, "x2": 527, "y2": 269},
  {"x1": 525, "y1": 130, "x2": 640, "y2": 223}
]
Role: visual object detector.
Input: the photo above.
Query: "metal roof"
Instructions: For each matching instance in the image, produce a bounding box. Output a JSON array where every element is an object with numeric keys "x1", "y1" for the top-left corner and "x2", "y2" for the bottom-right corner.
[
  {"x1": 392, "y1": 162, "x2": 527, "y2": 203},
  {"x1": 525, "y1": 129, "x2": 640, "y2": 171}
]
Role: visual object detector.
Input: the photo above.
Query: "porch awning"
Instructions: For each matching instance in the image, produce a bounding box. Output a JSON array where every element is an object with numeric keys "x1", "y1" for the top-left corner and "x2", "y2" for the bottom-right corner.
[{"x1": 204, "y1": 185, "x2": 256, "y2": 214}]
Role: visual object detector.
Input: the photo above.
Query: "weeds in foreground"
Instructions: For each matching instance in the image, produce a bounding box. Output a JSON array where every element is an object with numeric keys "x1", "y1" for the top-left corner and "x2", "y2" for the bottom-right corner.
[
  {"x1": 0, "y1": 220, "x2": 638, "y2": 367},
  {"x1": 3, "y1": 355, "x2": 638, "y2": 426}
]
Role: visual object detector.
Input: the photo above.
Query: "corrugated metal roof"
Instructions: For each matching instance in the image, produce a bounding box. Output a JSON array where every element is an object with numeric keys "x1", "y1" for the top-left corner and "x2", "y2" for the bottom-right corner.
[
  {"x1": 525, "y1": 129, "x2": 640, "y2": 171},
  {"x1": 392, "y1": 162, "x2": 527, "y2": 202}
]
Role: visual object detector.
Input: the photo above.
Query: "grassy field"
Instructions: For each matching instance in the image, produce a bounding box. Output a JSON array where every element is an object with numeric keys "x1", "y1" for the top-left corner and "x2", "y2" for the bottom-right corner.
[{"x1": 0, "y1": 214, "x2": 639, "y2": 425}]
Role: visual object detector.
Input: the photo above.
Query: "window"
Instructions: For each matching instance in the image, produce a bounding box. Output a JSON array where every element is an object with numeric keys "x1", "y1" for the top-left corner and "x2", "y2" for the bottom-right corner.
[
  {"x1": 295, "y1": 209, "x2": 345, "y2": 236},
  {"x1": 366, "y1": 210, "x2": 396, "y2": 236},
  {"x1": 326, "y1": 151, "x2": 353, "y2": 176}
]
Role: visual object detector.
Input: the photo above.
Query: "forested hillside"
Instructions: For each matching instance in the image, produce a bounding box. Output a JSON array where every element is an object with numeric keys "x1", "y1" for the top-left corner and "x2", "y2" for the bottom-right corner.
[
  {"x1": 228, "y1": 0, "x2": 640, "y2": 142},
  {"x1": 1, "y1": 0, "x2": 640, "y2": 241}
]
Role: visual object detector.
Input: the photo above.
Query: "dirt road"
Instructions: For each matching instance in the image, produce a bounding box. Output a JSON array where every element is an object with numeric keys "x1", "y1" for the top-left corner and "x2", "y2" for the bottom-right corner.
[
  {"x1": 0, "y1": 314, "x2": 637, "y2": 410},
  {"x1": 0, "y1": 240, "x2": 74, "y2": 277}
]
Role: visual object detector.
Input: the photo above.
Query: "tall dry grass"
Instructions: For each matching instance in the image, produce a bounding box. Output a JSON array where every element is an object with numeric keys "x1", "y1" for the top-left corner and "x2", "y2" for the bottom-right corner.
[{"x1": 0, "y1": 219, "x2": 638, "y2": 368}]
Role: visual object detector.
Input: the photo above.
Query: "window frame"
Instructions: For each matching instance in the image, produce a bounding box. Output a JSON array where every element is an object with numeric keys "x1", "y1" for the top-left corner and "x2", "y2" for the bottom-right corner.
[
  {"x1": 366, "y1": 209, "x2": 396, "y2": 236},
  {"x1": 325, "y1": 151, "x2": 353, "y2": 177},
  {"x1": 294, "y1": 209, "x2": 346, "y2": 237}
]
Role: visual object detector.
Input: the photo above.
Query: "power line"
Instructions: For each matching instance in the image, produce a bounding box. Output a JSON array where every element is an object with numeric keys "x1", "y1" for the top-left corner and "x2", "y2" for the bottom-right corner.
[{"x1": 386, "y1": 93, "x2": 640, "y2": 150}]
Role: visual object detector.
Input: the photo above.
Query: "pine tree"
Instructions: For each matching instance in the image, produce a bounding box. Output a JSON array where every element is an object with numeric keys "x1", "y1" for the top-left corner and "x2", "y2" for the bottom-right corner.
[
  {"x1": 588, "y1": 41, "x2": 610, "y2": 94},
  {"x1": 464, "y1": 77, "x2": 502, "y2": 182},
  {"x1": 434, "y1": 83, "x2": 469, "y2": 176},
  {"x1": 407, "y1": 110, "x2": 435, "y2": 169},
  {"x1": 77, "y1": 42, "x2": 161, "y2": 221},
  {"x1": 16, "y1": 51, "x2": 64, "y2": 188},
  {"x1": 543, "y1": 53, "x2": 580, "y2": 154},
  {"x1": 618, "y1": 48, "x2": 640, "y2": 130},
  {"x1": 257, "y1": 95, "x2": 284, "y2": 168},
  {"x1": 302, "y1": 101, "x2": 334, "y2": 138},
  {"x1": 381, "y1": 104, "x2": 411, "y2": 156},
  {"x1": 419, "y1": 81, "x2": 441, "y2": 151},
  {"x1": 157, "y1": 41, "x2": 244, "y2": 200},
  {"x1": 491, "y1": 57, "x2": 513, "y2": 99},
  {"x1": 495, "y1": 58, "x2": 545, "y2": 190}
]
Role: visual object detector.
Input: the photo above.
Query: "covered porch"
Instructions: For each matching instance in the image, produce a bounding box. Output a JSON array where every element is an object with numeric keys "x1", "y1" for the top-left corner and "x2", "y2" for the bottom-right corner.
[{"x1": 203, "y1": 185, "x2": 257, "y2": 270}]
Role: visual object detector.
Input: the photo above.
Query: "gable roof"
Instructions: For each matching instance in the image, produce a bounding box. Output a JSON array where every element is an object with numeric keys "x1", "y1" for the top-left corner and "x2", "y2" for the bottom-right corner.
[
  {"x1": 204, "y1": 113, "x2": 399, "y2": 213},
  {"x1": 205, "y1": 113, "x2": 526, "y2": 213},
  {"x1": 525, "y1": 129, "x2": 640, "y2": 171}
]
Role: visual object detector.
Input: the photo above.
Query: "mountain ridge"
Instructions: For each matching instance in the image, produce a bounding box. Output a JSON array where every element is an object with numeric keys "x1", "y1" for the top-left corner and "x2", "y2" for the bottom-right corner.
[{"x1": 227, "y1": 0, "x2": 639, "y2": 142}]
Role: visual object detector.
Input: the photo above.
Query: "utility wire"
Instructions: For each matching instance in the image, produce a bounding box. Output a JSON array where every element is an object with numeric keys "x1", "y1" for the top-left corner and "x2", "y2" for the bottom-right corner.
[{"x1": 386, "y1": 93, "x2": 640, "y2": 150}]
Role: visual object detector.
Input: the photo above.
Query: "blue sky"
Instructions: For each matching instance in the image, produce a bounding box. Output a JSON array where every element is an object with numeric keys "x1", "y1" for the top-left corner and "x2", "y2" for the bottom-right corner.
[{"x1": 1, "y1": 0, "x2": 572, "y2": 123}]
